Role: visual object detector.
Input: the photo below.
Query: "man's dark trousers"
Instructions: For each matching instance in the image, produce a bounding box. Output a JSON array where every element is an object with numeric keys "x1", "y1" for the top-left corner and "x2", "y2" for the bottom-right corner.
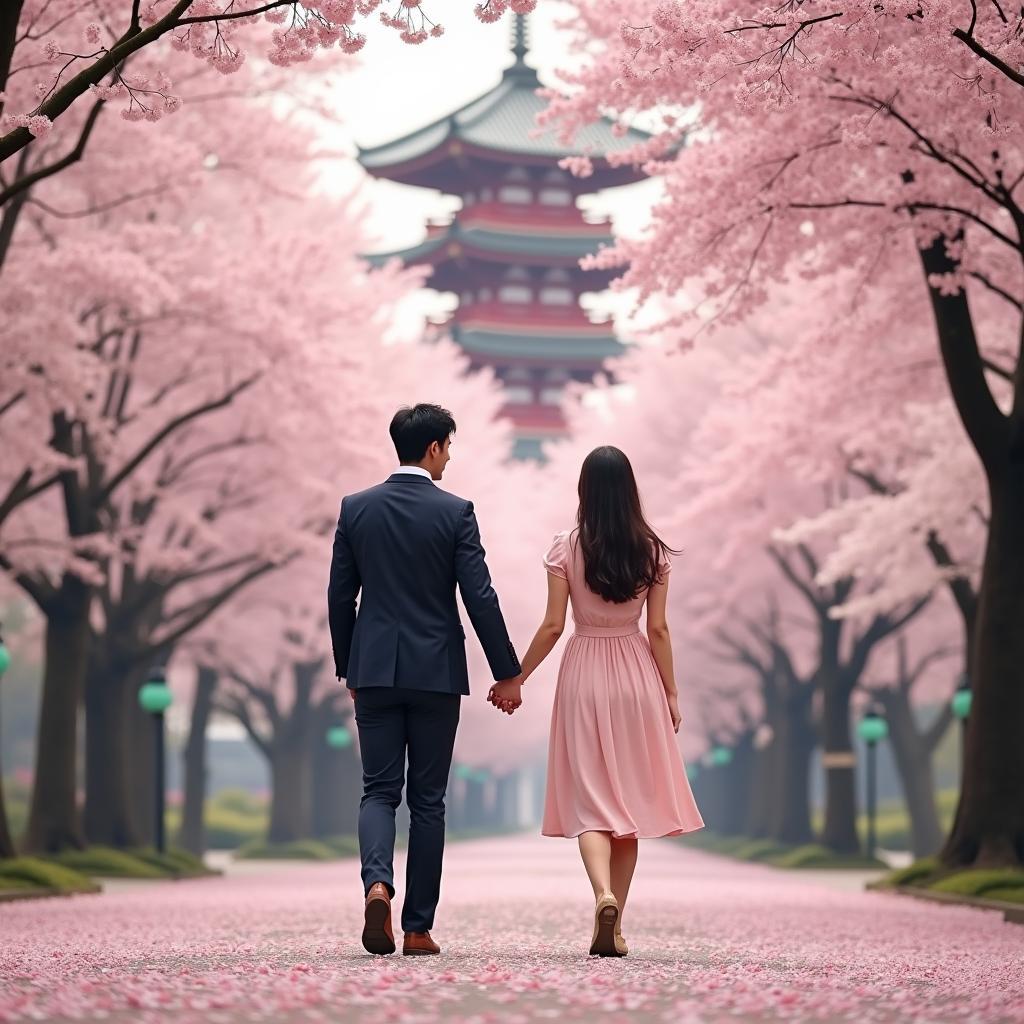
[
  {"x1": 328, "y1": 472, "x2": 521, "y2": 935},
  {"x1": 354, "y1": 687, "x2": 461, "y2": 933}
]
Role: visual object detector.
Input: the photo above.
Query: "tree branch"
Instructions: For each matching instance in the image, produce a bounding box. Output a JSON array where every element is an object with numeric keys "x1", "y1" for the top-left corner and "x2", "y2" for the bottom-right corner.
[
  {"x1": 216, "y1": 694, "x2": 271, "y2": 760},
  {"x1": 0, "y1": 98, "x2": 105, "y2": 206},
  {"x1": 917, "y1": 236, "x2": 1009, "y2": 474},
  {"x1": 96, "y1": 374, "x2": 259, "y2": 504},
  {"x1": 952, "y1": 26, "x2": 1024, "y2": 89}
]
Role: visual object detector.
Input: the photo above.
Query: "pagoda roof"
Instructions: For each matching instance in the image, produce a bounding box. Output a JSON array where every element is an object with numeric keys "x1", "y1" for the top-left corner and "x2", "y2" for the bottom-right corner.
[
  {"x1": 364, "y1": 219, "x2": 614, "y2": 269},
  {"x1": 452, "y1": 324, "x2": 625, "y2": 362},
  {"x1": 358, "y1": 18, "x2": 654, "y2": 186}
]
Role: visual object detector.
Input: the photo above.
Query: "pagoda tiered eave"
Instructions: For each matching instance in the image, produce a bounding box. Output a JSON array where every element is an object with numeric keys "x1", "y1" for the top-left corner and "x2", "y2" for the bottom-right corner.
[
  {"x1": 451, "y1": 324, "x2": 625, "y2": 363},
  {"x1": 362, "y1": 221, "x2": 610, "y2": 268},
  {"x1": 357, "y1": 65, "x2": 654, "y2": 192}
]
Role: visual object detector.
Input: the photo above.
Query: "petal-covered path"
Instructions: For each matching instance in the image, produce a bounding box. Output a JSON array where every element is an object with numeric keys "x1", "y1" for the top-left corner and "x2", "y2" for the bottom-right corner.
[{"x1": 2, "y1": 834, "x2": 1021, "y2": 1023}]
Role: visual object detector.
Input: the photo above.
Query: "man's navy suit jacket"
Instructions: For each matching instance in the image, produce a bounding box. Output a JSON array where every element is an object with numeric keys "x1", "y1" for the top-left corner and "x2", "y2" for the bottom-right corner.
[{"x1": 327, "y1": 472, "x2": 521, "y2": 695}]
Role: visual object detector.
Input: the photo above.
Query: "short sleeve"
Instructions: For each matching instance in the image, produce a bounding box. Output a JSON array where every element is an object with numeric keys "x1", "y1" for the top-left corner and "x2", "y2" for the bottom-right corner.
[
  {"x1": 657, "y1": 549, "x2": 673, "y2": 582},
  {"x1": 543, "y1": 531, "x2": 569, "y2": 580}
]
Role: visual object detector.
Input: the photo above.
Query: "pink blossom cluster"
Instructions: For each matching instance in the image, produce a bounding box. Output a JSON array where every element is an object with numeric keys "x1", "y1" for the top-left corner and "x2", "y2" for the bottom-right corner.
[
  {"x1": 0, "y1": 835, "x2": 1020, "y2": 1022},
  {"x1": 0, "y1": 0, "x2": 532, "y2": 149}
]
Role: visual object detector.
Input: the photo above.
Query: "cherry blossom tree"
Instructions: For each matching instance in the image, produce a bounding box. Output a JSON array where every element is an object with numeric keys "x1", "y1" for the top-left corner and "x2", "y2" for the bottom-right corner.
[
  {"x1": 0, "y1": 0, "x2": 536, "y2": 173},
  {"x1": 0, "y1": 61, "x2": 417, "y2": 851},
  {"x1": 549, "y1": 284, "x2": 954, "y2": 854},
  {"x1": 863, "y1": 636, "x2": 959, "y2": 858},
  {"x1": 543, "y1": 0, "x2": 1024, "y2": 867},
  {"x1": 189, "y1": 332, "x2": 541, "y2": 842}
]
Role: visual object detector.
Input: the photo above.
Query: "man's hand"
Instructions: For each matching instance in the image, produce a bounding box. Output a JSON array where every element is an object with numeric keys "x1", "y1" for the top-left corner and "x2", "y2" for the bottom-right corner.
[
  {"x1": 348, "y1": 687, "x2": 357, "y2": 702},
  {"x1": 488, "y1": 675, "x2": 523, "y2": 715}
]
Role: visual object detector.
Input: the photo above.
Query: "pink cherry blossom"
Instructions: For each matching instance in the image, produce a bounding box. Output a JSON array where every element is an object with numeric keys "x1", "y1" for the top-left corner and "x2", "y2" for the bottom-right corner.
[{"x1": 0, "y1": 835, "x2": 1020, "y2": 1022}]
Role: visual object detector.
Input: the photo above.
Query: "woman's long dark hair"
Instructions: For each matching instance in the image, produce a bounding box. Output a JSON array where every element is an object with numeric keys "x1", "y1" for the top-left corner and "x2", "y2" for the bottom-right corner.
[{"x1": 574, "y1": 446, "x2": 679, "y2": 604}]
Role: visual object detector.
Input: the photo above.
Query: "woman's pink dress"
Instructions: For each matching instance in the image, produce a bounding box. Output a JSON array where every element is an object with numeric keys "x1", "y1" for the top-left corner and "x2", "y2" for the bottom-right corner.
[{"x1": 541, "y1": 530, "x2": 705, "y2": 840}]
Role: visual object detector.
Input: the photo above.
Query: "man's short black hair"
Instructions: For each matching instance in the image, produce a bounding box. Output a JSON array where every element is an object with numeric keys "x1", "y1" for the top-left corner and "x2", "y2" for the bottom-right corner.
[{"x1": 390, "y1": 404, "x2": 456, "y2": 463}]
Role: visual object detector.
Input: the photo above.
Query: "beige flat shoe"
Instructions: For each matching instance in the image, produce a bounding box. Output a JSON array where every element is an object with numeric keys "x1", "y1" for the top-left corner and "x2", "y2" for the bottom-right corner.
[
  {"x1": 614, "y1": 928, "x2": 629, "y2": 956},
  {"x1": 589, "y1": 894, "x2": 623, "y2": 957}
]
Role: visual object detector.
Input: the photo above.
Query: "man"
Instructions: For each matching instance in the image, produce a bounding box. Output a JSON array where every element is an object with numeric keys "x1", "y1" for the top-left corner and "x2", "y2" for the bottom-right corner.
[{"x1": 328, "y1": 403, "x2": 524, "y2": 956}]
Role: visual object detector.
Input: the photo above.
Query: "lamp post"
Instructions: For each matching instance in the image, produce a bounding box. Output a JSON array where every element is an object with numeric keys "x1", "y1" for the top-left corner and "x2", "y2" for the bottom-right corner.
[
  {"x1": 710, "y1": 744, "x2": 733, "y2": 767},
  {"x1": 0, "y1": 626, "x2": 12, "y2": 858},
  {"x1": 326, "y1": 724, "x2": 353, "y2": 751},
  {"x1": 138, "y1": 667, "x2": 173, "y2": 854},
  {"x1": 857, "y1": 704, "x2": 889, "y2": 861},
  {"x1": 0, "y1": 626, "x2": 10, "y2": 679},
  {"x1": 951, "y1": 672, "x2": 972, "y2": 778}
]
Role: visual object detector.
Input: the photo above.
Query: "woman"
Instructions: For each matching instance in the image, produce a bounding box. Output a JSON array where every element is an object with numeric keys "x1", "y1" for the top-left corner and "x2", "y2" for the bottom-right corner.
[{"x1": 512, "y1": 446, "x2": 703, "y2": 957}]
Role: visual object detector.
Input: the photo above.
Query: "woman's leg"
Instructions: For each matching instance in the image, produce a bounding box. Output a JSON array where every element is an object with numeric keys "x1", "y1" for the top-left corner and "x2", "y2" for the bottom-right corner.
[
  {"x1": 577, "y1": 830, "x2": 614, "y2": 899},
  {"x1": 610, "y1": 836, "x2": 638, "y2": 930}
]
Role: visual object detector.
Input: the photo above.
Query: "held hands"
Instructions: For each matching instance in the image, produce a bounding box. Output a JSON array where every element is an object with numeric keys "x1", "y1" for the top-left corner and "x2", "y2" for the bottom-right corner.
[{"x1": 488, "y1": 675, "x2": 524, "y2": 715}]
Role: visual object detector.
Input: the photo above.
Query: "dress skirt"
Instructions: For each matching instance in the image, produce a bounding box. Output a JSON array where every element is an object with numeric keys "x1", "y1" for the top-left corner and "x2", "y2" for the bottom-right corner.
[{"x1": 542, "y1": 626, "x2": 705, "y2": 840}]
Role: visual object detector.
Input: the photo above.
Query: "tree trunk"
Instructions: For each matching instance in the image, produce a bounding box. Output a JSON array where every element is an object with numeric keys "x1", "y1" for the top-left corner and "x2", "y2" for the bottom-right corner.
[
  {"x1": 0, "y1": 695, "x2": 15, "y2": 855},
  {"x1": 178, "y1": 666, "x2": 217, "y2": 856},
  {"x1": 464, "y1": 779, "x2": 486, "y2": 829},
  {"x1": 24, "y1": 575, "x2": 91, "y2": 853},
  {"x1": 495, "y1": 772, "x2": 519, "y2": 830},
  {"x1": 719, "y1": 732, "x2": 755, "y2": 837},
  {"x1": 745, "y1": 739, "x2": 777, "y2": 838},
  {"x1": 310, "y1": 719, "x2": 361, "y2": 839},
  {"x1": 772, "y1": 707, "x2": 816, "y2": 846},
  {"x1": 820, "y1": 688, "x2": 860, "y2": 854},
  {"x1": 878, "y1": 687, "x2": 945, "y2": 858},
  {"x1": 268, "y1": 737, "x2": 314, "y2": 843},
  {"x1": 942, "y1": 467, "x2": 1024, "y2": 867},
  {"x1": 83, "y1": 661, "x2": 141, "y2": 848},
  {"x1": 818, "y1": 613, "x2": 860, "y2": 855}
]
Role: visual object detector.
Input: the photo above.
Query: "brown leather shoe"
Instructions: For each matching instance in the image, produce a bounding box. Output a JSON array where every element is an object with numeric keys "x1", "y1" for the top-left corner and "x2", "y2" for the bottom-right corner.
[
  {"x1": 362, "y1": 882, "x2": 395, "y2": 955},
  {"x1": 402, "y1": 931, "x2": 441, "y2": 956}
]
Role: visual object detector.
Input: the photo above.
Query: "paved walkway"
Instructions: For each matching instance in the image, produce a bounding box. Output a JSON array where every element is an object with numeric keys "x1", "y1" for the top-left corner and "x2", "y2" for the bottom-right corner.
[{"x1": 1, "y1": 834, "x2": 1021, "y2": 1022}]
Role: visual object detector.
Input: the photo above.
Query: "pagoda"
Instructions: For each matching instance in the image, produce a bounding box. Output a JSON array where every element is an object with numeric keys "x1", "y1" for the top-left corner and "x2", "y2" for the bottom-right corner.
[{"x1": 358, "y1": 17, "x2": 651, "y2": 459}]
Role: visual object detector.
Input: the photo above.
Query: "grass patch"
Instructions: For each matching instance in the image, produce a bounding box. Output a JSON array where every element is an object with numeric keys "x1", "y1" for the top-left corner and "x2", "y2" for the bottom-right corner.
[
  {"x1": 930, "y1": 868, "x2": 1024, "y2": 898},
  {"x1": 235, "y1": 838, "x2": 340, "y2": 861},
  {"x1": 320, "y1": 835, "x2": 360, "y2": 858},
  {"x1": 128, "y1": 846, "x2": 215, "y2": 878},
  {"x1": 873, "y1": 857, "x2": 942, "y2": 889},
  {"x1": 678, "y1": 832, "x2": 884, "y2": 870},
  {"x1": 765, "y1": 843, "x2": 886, "y2": 870},
  {"x1": 48, "y1": 846, "x2": 167, "y2": 879},
  {"x1": 165, "y1": 802, "x2": 266, "y2": 850},
  {"x1": 0, "y1": 857, "x2": 100, "y2": 894},
  {"x1": 981, "y1": 887, "x2": 1024, "y2": 904},
  {"x1": 731, "y1": 838, "x2": 793, "y2": 862}
]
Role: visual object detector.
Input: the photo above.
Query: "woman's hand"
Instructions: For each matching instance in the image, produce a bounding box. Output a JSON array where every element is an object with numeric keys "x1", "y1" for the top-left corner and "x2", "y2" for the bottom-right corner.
[{"x1": 667, "y1": 693, "x2": 681, "y2": 733}]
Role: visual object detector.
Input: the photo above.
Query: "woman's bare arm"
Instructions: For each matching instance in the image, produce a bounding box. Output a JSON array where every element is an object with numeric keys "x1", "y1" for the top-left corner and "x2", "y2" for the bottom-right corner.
[
  {"x1": 646, "y1": 574, "x2": 681, "y2": 731},
  {"x1": 519, "y1": 572, "x2": 570, "y2": 683}
]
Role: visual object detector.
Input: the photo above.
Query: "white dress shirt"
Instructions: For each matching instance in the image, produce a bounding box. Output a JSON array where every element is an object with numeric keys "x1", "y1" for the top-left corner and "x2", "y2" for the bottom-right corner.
[{"x1": 393, "y1": 466, "x2": 432, "y2": 480}]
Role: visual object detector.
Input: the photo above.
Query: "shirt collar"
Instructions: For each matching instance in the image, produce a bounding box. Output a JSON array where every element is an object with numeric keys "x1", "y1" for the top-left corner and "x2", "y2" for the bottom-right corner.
[{"x1": 392, "y1": 466, "x2": 432, "y2": 480}]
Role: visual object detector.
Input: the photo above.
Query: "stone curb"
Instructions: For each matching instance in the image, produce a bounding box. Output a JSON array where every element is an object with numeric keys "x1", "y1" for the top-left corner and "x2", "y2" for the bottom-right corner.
[
  {"x1": 0, "y1": 884, "x2": 100, "y2": 903},
  {"x1": 879, "y1": 883, "x2": 1024, "y2": 925}
]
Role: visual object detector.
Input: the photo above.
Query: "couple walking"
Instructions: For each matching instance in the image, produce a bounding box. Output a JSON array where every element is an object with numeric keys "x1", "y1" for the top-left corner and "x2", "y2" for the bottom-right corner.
[{"x1": 327, "y1": 404, "x2": 703, "y2": 959}]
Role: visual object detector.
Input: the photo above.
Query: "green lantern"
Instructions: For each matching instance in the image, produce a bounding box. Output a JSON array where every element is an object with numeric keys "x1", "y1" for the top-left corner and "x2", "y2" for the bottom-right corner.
[
  {"x1": 710, "y1": 745, "x2": 733, "y2": 767},
  {"x1": 857, "y1": 708, "x2": 889, "y2": 744},
  {"x1": 454, "y1": 764, "x2": 473, "y2": 781},
  {"x1": 951, "y1": 687, "x2": 972, "y2": 721},
  {"x1": 686, "y1": 763, "x2": 700, "y2": 781},
  {"x1": 0, "y1": 638, "x2": 10, "y2": 678},
  {"x1": 326, "y1": 725, "x2": 353, "y2": 749},
  {"x1": 472, "y1": 768, "x2": 491, "y2": 784},
  {"x1": 138, "y1": 669, "x2": 173, "y2": 714}
]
